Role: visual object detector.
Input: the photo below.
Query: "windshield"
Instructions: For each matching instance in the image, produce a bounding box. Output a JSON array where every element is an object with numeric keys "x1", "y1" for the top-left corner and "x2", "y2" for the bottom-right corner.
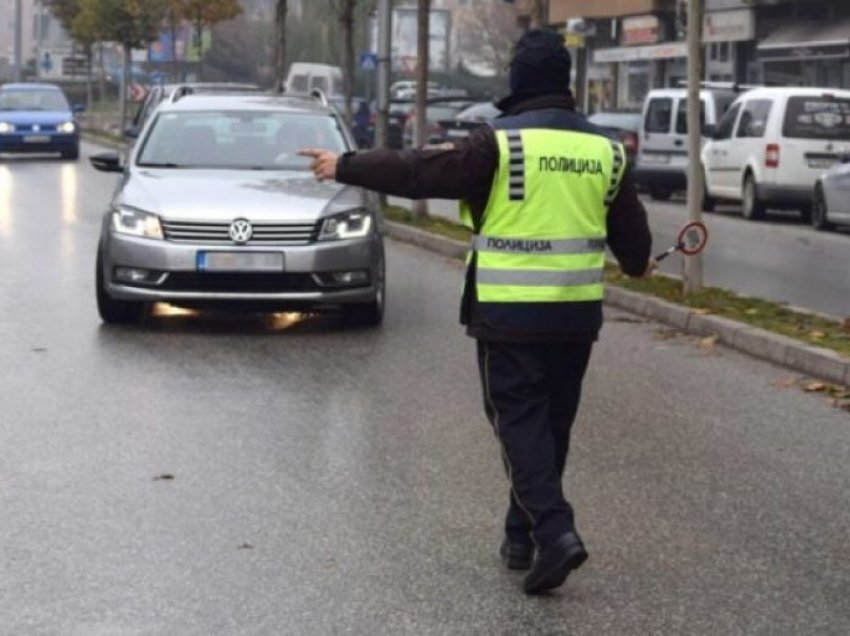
[
  {"x1": 783, "y1": 95, "x2": 850, "y2": 141},
  {"x1": 0, "y1": 89, "x2": 70, "y2": 111},
  {"x1": 137, "y1": 110, "x2": 348, "y2": 170}
]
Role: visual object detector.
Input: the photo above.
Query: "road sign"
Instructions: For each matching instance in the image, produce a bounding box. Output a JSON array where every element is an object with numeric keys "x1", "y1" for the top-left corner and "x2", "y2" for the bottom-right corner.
[{"x1": 360, "y1": 52, "x2": 378, "y2": 71}]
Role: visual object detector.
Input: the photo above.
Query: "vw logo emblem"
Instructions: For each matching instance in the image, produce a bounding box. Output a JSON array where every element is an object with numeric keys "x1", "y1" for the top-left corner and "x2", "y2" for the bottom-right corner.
[
  {"x1": 229, "y1": 218, "x2": 253, "y2": 244},
  {"x1": 32, "y1": 124, "x2": 40, "y2": 132}
]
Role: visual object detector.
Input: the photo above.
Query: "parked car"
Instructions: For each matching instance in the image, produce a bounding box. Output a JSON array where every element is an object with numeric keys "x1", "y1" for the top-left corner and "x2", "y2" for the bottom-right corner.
[
  {"x1": 587, "y1": 110, "x2": 642, "y2": 163},
  {"x1": 89, "y1": 92, "x2": 385, "y2": 326},
  {"x1": 813, "y1": 152, "x2": 850, "y2": 231},
  {"x1": 633, "y1": 87, "x2": 737, "y2": 200},
  {"x1": 402, "y1": 99, "x2": 472, "y2": 148},
  {"x1": 702, "y1": 87, "x2": 850, "y2": 220},
  {"x1": 0, "y1": 83, "x2": 81, "y2": 159},
  {"x1": 436, "y1": 101, "x2": 501, "y2": 142},
  {"x1": 128, "y1": 82, "x2": 261, "y2": 138}
]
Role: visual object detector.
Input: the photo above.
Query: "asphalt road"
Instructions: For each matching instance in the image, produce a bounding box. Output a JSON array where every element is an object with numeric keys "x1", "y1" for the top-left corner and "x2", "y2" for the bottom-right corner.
[
  {"x1": 1, "y1": 146, "x2": 849, "y2": 634},
  {"x1": 392, "y1": 195, "x2": 850, "y2": 319}
]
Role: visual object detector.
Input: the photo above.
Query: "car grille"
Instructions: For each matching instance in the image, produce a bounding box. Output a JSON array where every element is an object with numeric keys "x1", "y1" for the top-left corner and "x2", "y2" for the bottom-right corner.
[
  {"x1": 160, "y1": 272, "x2": 321, "y2": 293},
  {"x1": 16, "y1": 124, "x2": 58, "y2": 132},
  {"x1": 161, "y1": 219, "x2": 320, "y2": 245}
]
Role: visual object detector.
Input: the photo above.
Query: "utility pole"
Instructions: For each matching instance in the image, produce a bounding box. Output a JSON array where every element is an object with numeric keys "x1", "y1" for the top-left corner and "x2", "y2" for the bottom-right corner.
[
  {"x1": 374, "y1": 0, "x2": 391, "y2": 149},
  {"x1": 412, "y1": 0, "x2": 430, "y2": 219},
  {"x1": 13, "y1": 0, "x2": 23, "y2": 81},
  {"x1": 684, "y1": 0, "x2": 704, "y2": 293}
]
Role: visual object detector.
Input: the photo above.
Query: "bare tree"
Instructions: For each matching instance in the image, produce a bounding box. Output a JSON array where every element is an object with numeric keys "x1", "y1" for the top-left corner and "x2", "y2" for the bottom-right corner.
[
  {"x1": 334, "y1": 0, "x2": 357, "y2": 122},
  {"x1": 275, "y1": 0, "x2": 287, "y2": 91},
  {"x1": 456, "y1": 0, "x2": 517, "y2": 75}
]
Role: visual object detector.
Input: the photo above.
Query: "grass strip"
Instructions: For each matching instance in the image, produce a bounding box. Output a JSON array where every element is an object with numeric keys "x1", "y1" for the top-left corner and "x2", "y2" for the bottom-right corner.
[{"x1": 384, "y1": 205, "x2": 850, "y2": 358}]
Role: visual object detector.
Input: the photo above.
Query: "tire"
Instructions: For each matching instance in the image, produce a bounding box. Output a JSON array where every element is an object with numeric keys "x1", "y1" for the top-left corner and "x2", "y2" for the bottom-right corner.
[
  {"x1": 742, "y1": 173, "x2": 766, "y2": 221},
  {"x1": 344, "y1": 261, "x2": 385, "y2": 327},
  {"x1": 96, "y1": 247, "x2": 147, "y2": 324},
  {"x1": 649, "y1": 188, "x2": 673, "y2": 202},
  {"x1": 62, "y1": 145, "x2": 79, "y2": 160},
  {"x1": 811, "y1": 185, "x2": 833, "y2": 231}
]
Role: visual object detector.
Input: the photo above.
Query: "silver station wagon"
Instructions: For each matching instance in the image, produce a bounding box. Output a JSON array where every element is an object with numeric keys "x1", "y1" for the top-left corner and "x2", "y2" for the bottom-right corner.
[{"x1": 90, "y1": 90, "x2": 385, "y2": 326}]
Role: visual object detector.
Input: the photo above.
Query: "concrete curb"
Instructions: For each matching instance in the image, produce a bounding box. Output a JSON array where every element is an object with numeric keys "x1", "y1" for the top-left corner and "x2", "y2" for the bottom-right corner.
[{"x1": 385, "y1": 221, "x2": 850, "y2": 386}]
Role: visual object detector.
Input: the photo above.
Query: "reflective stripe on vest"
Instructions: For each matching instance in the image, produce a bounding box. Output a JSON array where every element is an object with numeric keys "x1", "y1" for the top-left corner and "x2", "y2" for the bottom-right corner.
[{"x1": 473, "y1": 128, "x2": 621, "y2": 304}]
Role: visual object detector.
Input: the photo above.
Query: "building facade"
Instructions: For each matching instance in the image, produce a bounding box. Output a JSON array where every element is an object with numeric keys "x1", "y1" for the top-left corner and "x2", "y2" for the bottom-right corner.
[
  {"x1": 0, "y1": 0, "x2": 74, "y2": 81},
  {"x1": 548, "y1": 0, "x2": 850, "y2": 113}
]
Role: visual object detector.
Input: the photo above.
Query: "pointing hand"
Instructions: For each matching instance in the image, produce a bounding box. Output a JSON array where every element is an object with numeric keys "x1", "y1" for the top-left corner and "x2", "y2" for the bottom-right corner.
[{"x1": 297, "y1": 148, "x2": 339, "y2": 182}]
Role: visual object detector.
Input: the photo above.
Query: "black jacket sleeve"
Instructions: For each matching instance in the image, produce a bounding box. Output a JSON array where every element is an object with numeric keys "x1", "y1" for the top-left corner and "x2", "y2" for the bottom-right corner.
[
  {"x1": 335, "y1": 127, "x2": 497, "y2": 207},
  {"x1": 606, "y1": 168, "x2": 652, "y2": 277}
]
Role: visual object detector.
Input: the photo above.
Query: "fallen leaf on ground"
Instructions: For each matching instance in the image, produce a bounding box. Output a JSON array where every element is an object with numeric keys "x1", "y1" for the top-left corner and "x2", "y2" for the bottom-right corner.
[
  {"x1": 745, "y1": 308, "x2": 759, "y2": 315},
  {"x1": 691, "y1": 308, "x2": 712, "y2": 315},
  {"x1": 841, "y1": 318, "x2": 850, "y2": 333},
  {"x1": 808, "y1": 331, "x2": 826, "y2": 340},
  {"x1": 774, "y1": 377, "x2": 797, "y2": 389},
  {"x1": 700, "y1": 334, "x2": 719, "y2": 349},
  {"x1": 804, "y1": 382, "x2": 826, "y2": 393}
]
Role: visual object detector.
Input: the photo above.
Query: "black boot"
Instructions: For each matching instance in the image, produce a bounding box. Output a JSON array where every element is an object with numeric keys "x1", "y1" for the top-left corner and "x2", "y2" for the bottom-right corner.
[{"x1": 523, "y1": 531, "x2": 587, "y2": 594}]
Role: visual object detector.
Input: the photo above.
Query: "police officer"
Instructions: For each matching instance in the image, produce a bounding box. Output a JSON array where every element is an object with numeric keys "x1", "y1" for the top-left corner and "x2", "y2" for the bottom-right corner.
[{"x1": 300, "y1": 29, "x2": 654, "y2": 595}]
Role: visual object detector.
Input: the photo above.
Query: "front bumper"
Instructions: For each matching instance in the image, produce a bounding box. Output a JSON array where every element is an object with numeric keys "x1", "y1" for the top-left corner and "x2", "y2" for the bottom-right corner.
[
  {"x1": 0, "y1": 132, "x2": 78, "y2": 153},
  {"x1": 101, "y1": 230, "x2": 384, "y2": 310},
  {"x1": 757, "y1": 183, "x2": 812, "y2": 209}
]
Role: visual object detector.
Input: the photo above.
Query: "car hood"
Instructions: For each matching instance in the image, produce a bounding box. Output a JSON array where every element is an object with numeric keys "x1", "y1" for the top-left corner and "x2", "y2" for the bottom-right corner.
[
  {"x1": 118, "y1": 169, "x2": 366, "y2": 221},
  {"x1": 0, "y1": 110, "x2": 73, "y2": 125}
]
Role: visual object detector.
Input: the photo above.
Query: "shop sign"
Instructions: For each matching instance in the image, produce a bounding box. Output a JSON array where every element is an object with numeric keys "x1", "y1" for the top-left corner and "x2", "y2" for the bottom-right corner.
[
  {"x1": 622, "y1": 15, "x2": 661, "y2": 46},
  {"x1": 759, "y1": 43, "x2": 850, "y2": 62},
  {"x1": 594, "y1": 42, "x2": 688, "y2": 64},
  {"x1": 703, "y1": 9, "x2": 755, "y2": 43}
]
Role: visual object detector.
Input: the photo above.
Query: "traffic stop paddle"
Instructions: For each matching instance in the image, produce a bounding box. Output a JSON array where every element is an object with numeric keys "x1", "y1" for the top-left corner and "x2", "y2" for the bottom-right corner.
[{"x1": 655, "y1": 221, "x2": 709, "y2": 262}]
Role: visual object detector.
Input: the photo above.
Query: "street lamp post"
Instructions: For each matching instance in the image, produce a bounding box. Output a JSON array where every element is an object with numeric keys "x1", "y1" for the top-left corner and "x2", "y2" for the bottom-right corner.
[{"x1": 13, "y1": 0, "x2": 23, "y2": 81}]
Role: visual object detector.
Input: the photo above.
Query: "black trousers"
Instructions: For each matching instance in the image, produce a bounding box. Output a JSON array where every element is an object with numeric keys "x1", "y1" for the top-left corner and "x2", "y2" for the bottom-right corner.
[{"x1": 476, "y1": 339, "x2": 592, "y2": 549}]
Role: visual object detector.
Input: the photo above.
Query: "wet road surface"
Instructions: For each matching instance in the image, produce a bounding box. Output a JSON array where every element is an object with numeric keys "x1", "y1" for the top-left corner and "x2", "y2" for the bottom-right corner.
[{"x1": 1, "y1": 147, "x2": 849, "y2": 634}]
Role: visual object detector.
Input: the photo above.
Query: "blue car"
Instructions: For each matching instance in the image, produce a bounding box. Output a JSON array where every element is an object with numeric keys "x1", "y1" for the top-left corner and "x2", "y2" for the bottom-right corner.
[{"x1": 0, "y1": 83, "x2": 81, "y2": 159}]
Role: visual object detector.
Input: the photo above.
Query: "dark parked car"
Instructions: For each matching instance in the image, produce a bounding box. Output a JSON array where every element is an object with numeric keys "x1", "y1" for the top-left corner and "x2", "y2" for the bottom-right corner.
[
  {"x1": 436, "y1": 101, "x2": 501, "y2": 143},
  {"x1": 587, "y1": 111, "x2": 642, "y2": 163},
  {"x1": 402, "y1": 99, "x2": 472, "y2": 148},
  {"x1": 0, "y1": 83, "x2": 81, "y2": 159}
]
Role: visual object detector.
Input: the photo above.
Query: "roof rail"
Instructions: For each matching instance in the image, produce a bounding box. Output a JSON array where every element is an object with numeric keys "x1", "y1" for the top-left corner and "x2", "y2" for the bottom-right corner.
[
  {"x1": 169, "y1": 84, "x2": 195, "y2": 103},
  {"x1": 310, "y1": 88, "x2": 329, "y2": 107}
]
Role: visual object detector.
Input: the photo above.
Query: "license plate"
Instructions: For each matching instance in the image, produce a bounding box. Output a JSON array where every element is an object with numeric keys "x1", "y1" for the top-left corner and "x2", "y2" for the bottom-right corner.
[
  {"x1": 197, "y1": 251, "x2": 284, "y2": 272},
  {"x1": 641, "y1": 153, "x2": 671, "y2": 165},
  {"x1": 23, "y1": 135, "x2": 51, "y2": 144},
  {"x1": 808, "y1": 159, "x2": 836, "y2": 170}
]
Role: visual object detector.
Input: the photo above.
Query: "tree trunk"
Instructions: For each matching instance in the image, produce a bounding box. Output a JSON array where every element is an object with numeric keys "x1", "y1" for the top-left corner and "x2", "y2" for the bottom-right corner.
[
  {"x1": 340, "y1": 0, "x2": 355, "y2": 123},
  {"x1": 85, "y1": 45, "x2": 93, "y2": 111},
  {"x1": 195, "y1": 15, "x2": 204, "y2": 80},
  {"x1": 120, "y1": 43, "x2": 130, "y2": 135},
  {"x1": 412, "y1": 0, "x2": 430, "y2": 219},
  {"x1": 170, "y1": 20, "x2": 180, "y2": 82},
  {"x1": 275, "y1": 0, "x2": 288, "y2": 92}
]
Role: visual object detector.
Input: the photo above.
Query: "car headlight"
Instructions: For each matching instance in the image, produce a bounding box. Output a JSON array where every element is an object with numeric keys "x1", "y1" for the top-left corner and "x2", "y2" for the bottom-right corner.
[
  {"x1": 57, "y1": 121, "x2": 76, "y2": 134},
  {"x1": 318, "y1": 209, "x2": 373, "y2": 241},
  {"x1": 0, "y1": 122, "x2": 14, "y2": 134},
  {"x1": 112, "y1": 206, "x2": 163, "y2": 240}
]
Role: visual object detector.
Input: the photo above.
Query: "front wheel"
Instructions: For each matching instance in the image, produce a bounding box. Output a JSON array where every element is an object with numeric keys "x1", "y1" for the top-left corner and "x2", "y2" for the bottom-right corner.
[
  {"x1": 742, "y1": 174, "x2": 766, "y2": 221},
  {"x1": 811, "y1": 186, "x2": 833, "y2": 231},
  {"x1": 96, "y1": 247, "x2": 147, "y2": 324}
]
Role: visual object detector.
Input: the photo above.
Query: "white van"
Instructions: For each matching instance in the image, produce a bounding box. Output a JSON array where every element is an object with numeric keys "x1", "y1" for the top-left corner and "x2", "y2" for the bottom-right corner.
[
  {"x1": 633, "y1": 88, "x2": 737, "y2": 200},
  {"x1": 285, "y1": 63, "x2": 344, "y2": 97},
  {"x1": 701, "y1": 87, "x2": 850, "y2": 220}
]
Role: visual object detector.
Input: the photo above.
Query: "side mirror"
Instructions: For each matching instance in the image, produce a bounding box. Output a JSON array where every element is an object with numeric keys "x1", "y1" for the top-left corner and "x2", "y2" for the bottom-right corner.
[
  {"x1": 701, "y1": 124, "x2": 717, "y2": 139},
  {"x1": 72, "y1": 103, "x2": 86, "y2": 113},
  {"x1": 124, "y1": 126, "x2": 140, "y2": 140},
  {"x1": 89, "y1": 151, "x2": 123, "y2": 173}
]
